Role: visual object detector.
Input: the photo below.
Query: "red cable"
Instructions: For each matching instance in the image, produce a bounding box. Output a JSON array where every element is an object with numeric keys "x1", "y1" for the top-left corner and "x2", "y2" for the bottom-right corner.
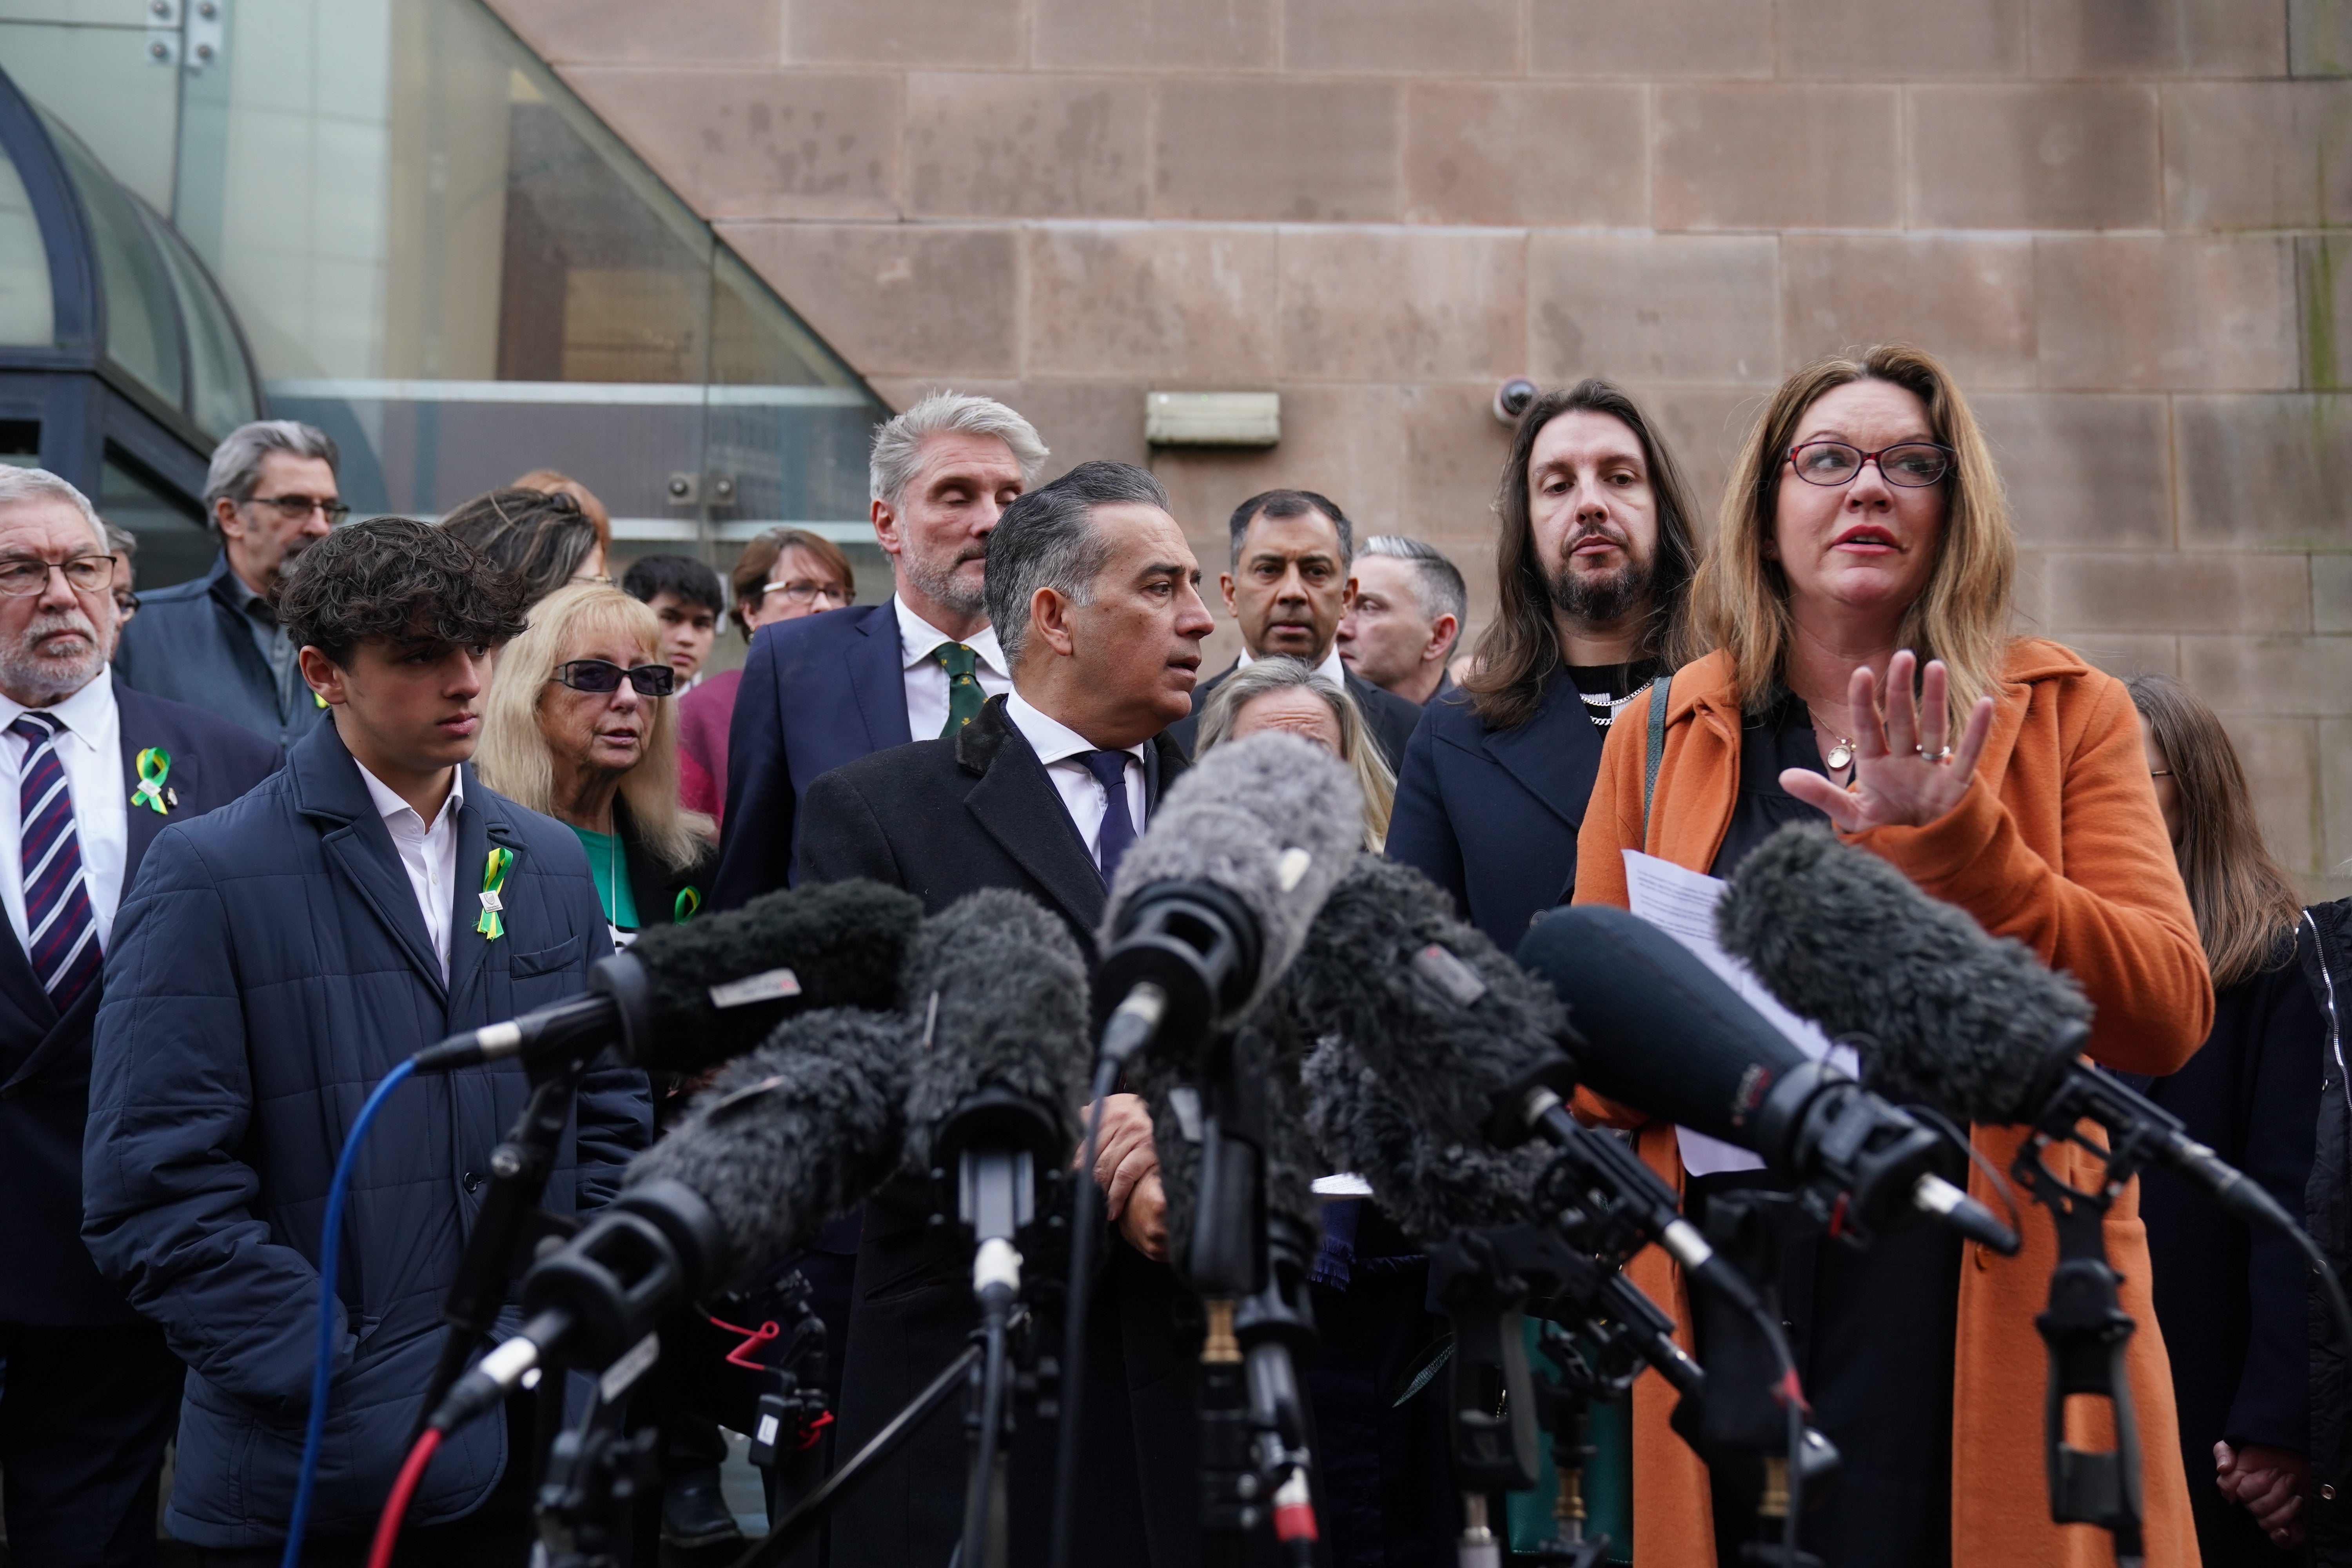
[{"x1": 367, "y1": 1427, "x2": 443, "y2": 1568}]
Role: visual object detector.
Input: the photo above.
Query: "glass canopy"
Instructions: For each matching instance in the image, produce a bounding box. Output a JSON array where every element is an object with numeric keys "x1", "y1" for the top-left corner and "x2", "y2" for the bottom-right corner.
[{"x1": 0, "y1": 0, "x2": 891, "y2": 608}]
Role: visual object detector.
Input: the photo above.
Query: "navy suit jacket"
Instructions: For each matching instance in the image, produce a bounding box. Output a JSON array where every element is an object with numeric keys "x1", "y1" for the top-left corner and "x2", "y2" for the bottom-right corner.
[
  {"x1": 0, "y1": 675, "x2": 281, "y2": 1325},
  {"x1": 711, "y1": 602, "x2": 910, "y2": 909},
  {"x1": 1384, "y1": 673, "x2": 1606, "y2": 953},
  {"x1": 115, "y1": 552, "x2": 327, "y2": 754}
]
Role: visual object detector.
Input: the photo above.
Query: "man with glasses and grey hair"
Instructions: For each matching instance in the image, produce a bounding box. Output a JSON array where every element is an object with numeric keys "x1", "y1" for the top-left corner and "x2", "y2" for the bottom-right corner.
[
  {"x1": 114, "y1": 419, "x2": 345, "y2": 751},
  {"x1": 711, "y1": 389, "x2": 1048, "y2": 907},
  {"x1": 0, "y1": 468, "x2": 276, "y2": 1568}
]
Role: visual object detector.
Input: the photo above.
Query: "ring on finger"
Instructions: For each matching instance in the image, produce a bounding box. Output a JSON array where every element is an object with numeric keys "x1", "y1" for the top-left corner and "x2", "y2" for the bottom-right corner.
[{"x1": 1915, "y1": 744, "x2": 1955, "y2": 764}]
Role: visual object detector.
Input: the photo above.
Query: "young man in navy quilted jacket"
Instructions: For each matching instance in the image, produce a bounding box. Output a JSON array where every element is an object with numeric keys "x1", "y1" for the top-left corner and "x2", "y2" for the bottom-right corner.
[{"x1": 84, "y1": 518, "x2": 650, "y2": 1564}]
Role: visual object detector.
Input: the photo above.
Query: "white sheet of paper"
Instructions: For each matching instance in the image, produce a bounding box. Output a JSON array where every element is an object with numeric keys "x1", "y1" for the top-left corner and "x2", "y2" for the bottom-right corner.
[{"x1": 1620, "y1": 849, "x2": 1856, "y2": 1177}]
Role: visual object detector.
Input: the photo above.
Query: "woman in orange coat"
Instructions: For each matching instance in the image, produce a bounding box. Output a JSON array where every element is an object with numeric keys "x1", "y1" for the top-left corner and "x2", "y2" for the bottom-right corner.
[{"x1": 1572, "y1": 343, "x2": 2212, "y2": 1567}]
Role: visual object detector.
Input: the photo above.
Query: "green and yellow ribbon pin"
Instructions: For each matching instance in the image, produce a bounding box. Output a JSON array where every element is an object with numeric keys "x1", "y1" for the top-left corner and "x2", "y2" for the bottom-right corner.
[
  {"x1": 673, "y1": 886, "x2": 701, "y2": 924},
  {"x1": 131, "y1": 747, "x2": 171, "y2": 814},
  {"x1": 476, "y1": 846, "x2": 514, "y2": 939}
]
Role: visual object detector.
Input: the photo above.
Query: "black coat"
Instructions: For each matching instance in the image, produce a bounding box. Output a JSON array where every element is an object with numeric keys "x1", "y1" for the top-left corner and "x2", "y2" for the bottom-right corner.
[
  {"x1": 615, "y1": 797, "x2": 718, "y2": 933},
  {"x1": 798, "y1": 693, "x2": 1183, "y2": 958},
  {"x1": 2141, "y1": 949, "x2": 2327, "y2": 1566},
  {"x1": 0, "y1": 676, "x2": 280, "y2": 1326},
  {"x1": 1383, "y1": 673, "x2": 1606, "y2": 952},
  {"x1": 1167, "y1": 659, "x2": 1422, "y2": 775},
  {"x1": 2300, "y1": 899, "x2": 2352, "y2": 1565},
  {"x1": 795, "y1": 694, "x2": 1204, "y2": 1567}
]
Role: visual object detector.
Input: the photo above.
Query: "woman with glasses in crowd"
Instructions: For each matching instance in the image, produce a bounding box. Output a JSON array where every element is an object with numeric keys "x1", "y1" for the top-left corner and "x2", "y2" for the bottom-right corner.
[
  {"x1": 2128, "y1": 673, "x2": 2328, "y2": 1562},
  {"x1": 1572, "y1": 343, "x2": 2211, "y2": 1567},
  {"x1": 476, "y1": 582, "x2": 715, "y2": 942},
  {"x1": 678, "y1": 527, "x2": 855, "y2": 825},
  {"x1": 1195, "y1": 656, "x2": 1394, "y2": 850}
]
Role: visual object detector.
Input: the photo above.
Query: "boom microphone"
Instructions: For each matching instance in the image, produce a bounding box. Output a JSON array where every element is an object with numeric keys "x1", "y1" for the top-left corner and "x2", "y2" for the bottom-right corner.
[
  {"x1": 412, "y1": 880, "x2": 924, "y2": 1074},
  {"x1": 1094, "y1": 733, "x2": 1361, "y2": 1070},
  {"x1": 620, "y1": 1006, "x2": 915, "y2": 1288},
  {"x1": 1718, "y1": 824, "x2": 2292, "y2": 1235},
  {"x1": 1517, "y1": 906, "x2": 2020, "y2": 1254}
]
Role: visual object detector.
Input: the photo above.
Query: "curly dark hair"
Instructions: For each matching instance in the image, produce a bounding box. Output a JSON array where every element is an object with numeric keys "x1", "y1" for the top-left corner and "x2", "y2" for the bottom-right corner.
[
  {"x1": 278, "y1": 517, "x2": 530, "y2": 667},
  {"x1": 438, "y1": 487, "x2": 602, "y2": 608}
]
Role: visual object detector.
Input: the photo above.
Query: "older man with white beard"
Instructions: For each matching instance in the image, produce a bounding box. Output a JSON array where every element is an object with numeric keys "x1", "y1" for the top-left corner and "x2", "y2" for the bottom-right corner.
[{"x1": 0, "y1": 469, "x2": 279, "y2": 1568}]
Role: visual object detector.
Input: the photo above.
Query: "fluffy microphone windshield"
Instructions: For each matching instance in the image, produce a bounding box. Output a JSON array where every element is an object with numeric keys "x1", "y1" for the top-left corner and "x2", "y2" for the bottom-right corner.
[
  {"x1": 1101, "y1": 731, "x2": 1361, "y2": 1018},
  {"x1": 1717, "y1": 824, "x2": 2092, "y2": 1119},
  {"x1": 626, "y1": 880, "x2": 925, "y2": 1074},
  {"x1": 1300, "y1": 1036, "x2": 1546, "y2": 1245},
  {"x1": 1262, "y1": 855, "x2": 1571, "y2": 1148},
  {"x1": 1142, "y1": 1024, "x2": 1325, "y2": 1274},
  {"x1": 898, "y1": 887, "x2": 1092, "y2": 1173},
  {"x1": 623, "y1": 1007, "x2": 913, "y2": 1287}
]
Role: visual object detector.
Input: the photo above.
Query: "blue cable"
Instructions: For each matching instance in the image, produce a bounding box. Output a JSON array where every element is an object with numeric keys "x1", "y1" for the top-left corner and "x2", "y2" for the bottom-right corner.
[{"x1": 280, "y1": 1058, "x2": 416, "y2": 1568}]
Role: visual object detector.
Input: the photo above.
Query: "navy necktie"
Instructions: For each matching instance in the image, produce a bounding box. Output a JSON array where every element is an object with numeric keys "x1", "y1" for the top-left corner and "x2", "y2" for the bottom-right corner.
[
  {"x1": 1079, "y1": 749, "x2": 1136, "y2": 884},
  {"x1": 12, "y1": 713, "x2": 98, "y2": 1010}
]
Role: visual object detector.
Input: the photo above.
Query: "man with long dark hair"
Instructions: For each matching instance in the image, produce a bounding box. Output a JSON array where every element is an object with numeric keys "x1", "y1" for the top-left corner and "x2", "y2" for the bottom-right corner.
[{"x1": 1385, "y1": 379, "x2": 1700, "y2": 950}]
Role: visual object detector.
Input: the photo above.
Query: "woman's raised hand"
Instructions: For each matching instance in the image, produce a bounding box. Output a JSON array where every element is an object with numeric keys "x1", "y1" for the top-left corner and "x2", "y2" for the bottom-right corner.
[{"x1": 1781, "y1": 650, "x2": 1995, "y2": 832}]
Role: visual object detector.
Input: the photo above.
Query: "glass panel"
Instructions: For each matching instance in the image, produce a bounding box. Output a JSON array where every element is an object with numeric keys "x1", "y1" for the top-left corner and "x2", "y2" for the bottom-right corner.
[
  {"x1": 151, "y1": 0, "x2": 888, "y2": 548},
  {"x1": 0, "y1": 135, "x2": 50, "y2": 345},
  {"x1": 100, "y1": 446, "x2": 211, "y2": 591},
  {"x1": 140, "y1": 202, "x2": 258, "y2": 437},
  {"x1": 38, "y1": 109, "x2": 183, "y2": 407},
  {"x1": 0, "y1": 15, "x2": 179, "y2": 214}
]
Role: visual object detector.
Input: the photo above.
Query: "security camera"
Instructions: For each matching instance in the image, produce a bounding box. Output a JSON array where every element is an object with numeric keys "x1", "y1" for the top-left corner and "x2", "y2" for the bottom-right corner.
[{"x1": 1493, "y1": 378, "x2": 1539, "y2": 426}]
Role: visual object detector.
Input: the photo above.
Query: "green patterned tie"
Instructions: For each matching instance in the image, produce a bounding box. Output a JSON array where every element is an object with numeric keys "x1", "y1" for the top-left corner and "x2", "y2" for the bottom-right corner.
[{"x1": 931, "y1": 641, "x2": 985, "y2": 738}]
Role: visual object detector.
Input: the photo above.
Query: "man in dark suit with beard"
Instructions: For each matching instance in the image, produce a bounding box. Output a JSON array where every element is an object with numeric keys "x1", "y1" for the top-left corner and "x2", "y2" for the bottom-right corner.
[
  {"x1": 797, "y1": 459, "x2": 1215, "y2": 1568},
  {"x1": 0, "y1": 468, "x2": 279, "y2": 1568}
]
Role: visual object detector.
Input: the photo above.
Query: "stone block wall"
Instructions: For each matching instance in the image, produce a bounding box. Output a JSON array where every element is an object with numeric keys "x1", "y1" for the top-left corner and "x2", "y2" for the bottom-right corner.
[{"x1": 491, "y1": 0, "x2": 2352, "y2": 898}]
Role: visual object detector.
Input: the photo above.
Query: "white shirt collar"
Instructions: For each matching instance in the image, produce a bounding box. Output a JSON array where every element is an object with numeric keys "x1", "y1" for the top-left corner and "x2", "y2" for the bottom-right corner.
[
  {"x1": 354, "y1": 758, "x2": 465, "y2": 831},
  {"x1": 1239, "y1": 644, "x2": 1348, "y2": 691},
  {"x1": 0, "y1": 668, "x2": 116, "y2": 751},
  {"x1": 894, "y1": 595, "x2": 1007, "y2": 680},
  {"x1": 1004, "y1": 688, "x2": 1143, "y2": 768}
]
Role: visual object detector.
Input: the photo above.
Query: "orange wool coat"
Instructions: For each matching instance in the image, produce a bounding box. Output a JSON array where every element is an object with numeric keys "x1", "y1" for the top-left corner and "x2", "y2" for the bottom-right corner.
[{"x1": 1571, "y1": 640, "x2": 2214, "y2": 1568}]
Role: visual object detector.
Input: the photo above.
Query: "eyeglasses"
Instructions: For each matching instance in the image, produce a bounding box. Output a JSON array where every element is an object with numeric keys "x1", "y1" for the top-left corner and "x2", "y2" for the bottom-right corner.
[
  {"x1": 245, "y1": 494, "x2": 351, "y2": 524},
  {"x1": 1785, "y1": 441, "x2": 1955, "y2": 488},
  {"x1": 761, "y1": 577, "x2": 851, "y2": 607},
  {"x1": 0, "y1": 555, "x2": 114, "y2": 597},
  {"x1": 550, "y1": 659, "x2": 675, "y2": 697}
]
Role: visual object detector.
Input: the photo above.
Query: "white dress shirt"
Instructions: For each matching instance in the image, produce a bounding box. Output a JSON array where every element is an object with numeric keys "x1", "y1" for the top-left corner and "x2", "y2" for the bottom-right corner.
[
  {"x1": 1239, "y1": 643, "x2": 1349, "y2": 691},
  {"x1": 355, "y1": 760, "x2": 465, "y2": 983},
  {"x1": 0, "y1": 671, "x2": 127, "y2": 954},
  {"x1": 1003, "y1": 690, "x2": 1149, "y2": 871},
  {"x1": 894, "y1": 596, "x2": 1011, "y2": 742}
]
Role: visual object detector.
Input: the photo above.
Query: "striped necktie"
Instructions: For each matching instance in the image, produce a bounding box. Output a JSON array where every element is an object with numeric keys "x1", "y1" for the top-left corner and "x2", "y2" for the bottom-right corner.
[{"x1": 12, "y1": 713, "x2": 98, "y2": 1010}]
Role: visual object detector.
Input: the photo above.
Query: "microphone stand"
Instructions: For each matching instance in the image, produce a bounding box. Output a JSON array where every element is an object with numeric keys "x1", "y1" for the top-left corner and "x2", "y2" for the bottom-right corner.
[
  {"x1": 1188, "y1": 1027, "x2": 1273, "y2": 1568},
  {"x1": 416, "y1": 1058, "x2": 591, "y2": 1438},
  {"x1": 1233, "y1": 1211, "x2": 1324, "y2": 1568},
  {"x1": 931, "y1": 1086, "x2": 1063, "y2": 1568},
  {"x1": 2009, "y1": 1094, "x2": 2154, "y2": 1568}
]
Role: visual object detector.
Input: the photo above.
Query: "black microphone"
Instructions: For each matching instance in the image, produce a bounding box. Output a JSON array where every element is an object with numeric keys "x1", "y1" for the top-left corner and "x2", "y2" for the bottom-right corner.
[
  {"x1": 1718, "y1": 824, "x2": 2292, "y2": 1236},
  {"x1": 902, "y1": 886, "x2": 1092, "y2": 1257},
  {"x1": 426, "y1": 1176, "x2": 725, "y2": 1433},
  {"x1": 618, "y1": 1005, "x2": 916, "y2": 1287},
  {"x1": 1517, "y1": 905, "x2": 2021, "y2": 1255},
  {"x1": 411, "y1": 880, "x2": 924, "y2": 1074},
  {"x1": 1264, "y1": 858, "x2": 1773, "y2": 1301},
  {"x1": 1093, "y1": 733, "x2": 1362, "y2": 1071}
]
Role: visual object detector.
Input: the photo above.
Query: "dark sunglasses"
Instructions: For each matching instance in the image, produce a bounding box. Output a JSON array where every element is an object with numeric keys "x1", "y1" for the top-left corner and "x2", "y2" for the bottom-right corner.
[{"x1": 550, "y1": 659, "x2": 675, "y2": 697}]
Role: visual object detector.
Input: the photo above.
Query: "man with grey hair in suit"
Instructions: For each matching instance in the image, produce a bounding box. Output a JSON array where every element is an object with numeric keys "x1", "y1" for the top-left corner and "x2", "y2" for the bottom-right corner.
[
  {"x1": 1338, "y1": 534, "x2": 1466, "y2": 706},
  {"x1": 113, "y1": 419, "x2": 345, "y2": 751}
]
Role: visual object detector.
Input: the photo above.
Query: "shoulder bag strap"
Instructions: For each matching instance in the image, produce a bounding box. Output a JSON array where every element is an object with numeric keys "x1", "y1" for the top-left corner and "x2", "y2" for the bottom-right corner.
[{"x1": 1641, "y1": 671, "x2": 1674, "y2": 845}]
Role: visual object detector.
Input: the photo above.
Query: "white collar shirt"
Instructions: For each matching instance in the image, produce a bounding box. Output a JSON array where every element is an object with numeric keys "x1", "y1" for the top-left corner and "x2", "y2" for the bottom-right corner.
[
  {"x1": 894, "y1": 595, "x2": 1011, "y2": 743},
  {"x1": 0, "y1": 671, "x2": 126, "y2": 954},
  {"x1": 355, "y1": 760, "x2": 466, "y2": 983},
  {"x1": 1002, "y1": 688, "x2": 1149, "y2": 874},
  {"x1": 1239, "y1": 643, "x2": 1349, "y2": 691}
]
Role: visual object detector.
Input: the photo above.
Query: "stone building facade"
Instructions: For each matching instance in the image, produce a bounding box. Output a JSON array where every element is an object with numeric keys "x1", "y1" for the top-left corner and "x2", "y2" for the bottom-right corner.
[{"x1": 492, "y1": 0, "x2": 2352, "y2": 897}]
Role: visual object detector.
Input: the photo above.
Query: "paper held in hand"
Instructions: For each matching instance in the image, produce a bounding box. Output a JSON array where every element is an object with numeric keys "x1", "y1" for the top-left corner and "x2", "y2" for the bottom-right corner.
[{"x1": 1620, "y1": 849, "x2": 1857, "y2": 1177}]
